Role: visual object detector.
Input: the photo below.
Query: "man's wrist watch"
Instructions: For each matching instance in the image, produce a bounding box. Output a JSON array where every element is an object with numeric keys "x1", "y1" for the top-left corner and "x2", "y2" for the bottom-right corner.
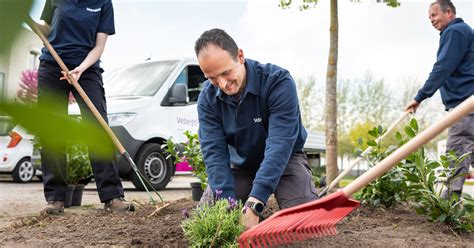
[{"x1": 245, "y1": 200, "x2": 265, "y2": 215}]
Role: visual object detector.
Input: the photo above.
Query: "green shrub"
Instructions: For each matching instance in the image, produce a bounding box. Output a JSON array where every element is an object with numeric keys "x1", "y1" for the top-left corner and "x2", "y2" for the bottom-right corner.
[
  {"x1": 403, "y1": 148, "x2": 473, "y2": 232},
  {"x1": 164, "y1": 131, "x2": 207, "y2": 189},
  {"x1": 355, "y1": 124, "x2": 408, "y2": 208},
  {"x1": 181, "y1": 196, "x2": 244, "y2": 247},
  {"x1": 66, "y1": 144, "x2": 92, "y2": 185}
]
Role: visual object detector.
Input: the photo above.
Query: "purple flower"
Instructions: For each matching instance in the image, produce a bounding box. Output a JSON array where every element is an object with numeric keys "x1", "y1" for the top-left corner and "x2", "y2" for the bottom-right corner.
[
  {"x1": 214, "y1": 189, "x2": 223, "y2": 199},
  {"x1": 181, "y1": 208, "x2": 190, "y2": 218},
  {"x1": 226, "y1": 197, "x2": 239, "y2": 213},
  {"x1": 227, "y1": 197, "x2": 238, "y2": 210}
]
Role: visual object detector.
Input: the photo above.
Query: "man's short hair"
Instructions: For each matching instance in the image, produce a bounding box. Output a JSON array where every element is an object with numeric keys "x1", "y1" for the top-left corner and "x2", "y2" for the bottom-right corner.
[
  {"x1": 431, "y1": 0, "x2": 456, "y2": 14},
  {"x1": 194, "y1": 28, "x2": 239, "y2": 61}
]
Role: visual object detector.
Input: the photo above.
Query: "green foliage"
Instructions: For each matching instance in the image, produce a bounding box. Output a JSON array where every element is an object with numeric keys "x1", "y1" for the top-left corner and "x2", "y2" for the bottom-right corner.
[
  {"x1": 356, "y1": 123, "x2": 408, "y2": 208},
  {"x1": 279, "y1": 0, "x2": 400, "y2": 11},
  {"x1": 0, "y1": 0, "x2": 33, "y2": 54},
  {"x1": 350, "y1": 0, "x2": 400, "y2": 7},
  {"x1": 163, "y1": 131, "x2": 207, "y2": 188},
  {"x1": 66, "y1": 144, "x2": 92, "y2": 185},
  {"x1": 0, "y1": 99, "x2": 114, "y2": 158},
  {"x1": 311, "y1": 165, "x2": 326, "y2": 187},
  {"x1": 402, "y1": 148, "x2": 473, "y2": 233},
  {"x1": 181, "y1": 198, "x2": 244, "y2": 248},
  {"x1": 279, "y1": 0, "x2": 318, "y2": 10}
]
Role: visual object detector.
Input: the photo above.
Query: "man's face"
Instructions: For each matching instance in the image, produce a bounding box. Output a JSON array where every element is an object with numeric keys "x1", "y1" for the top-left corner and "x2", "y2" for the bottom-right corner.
[
  {"x1": 429, "y1": 4, "x2": 454, "y2": 31},
  {"x1": 197, "y1": 44, "x2": 246, "y2": 96}
]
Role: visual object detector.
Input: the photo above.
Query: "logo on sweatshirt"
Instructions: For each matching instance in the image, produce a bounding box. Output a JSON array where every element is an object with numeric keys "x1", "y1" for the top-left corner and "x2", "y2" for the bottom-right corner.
[
  {"x1": 253, "y1": 117, "x2": 262, "y2": 123},
  {"x1": 86, "y1": 7, "x2": 101, "y2": 12}
]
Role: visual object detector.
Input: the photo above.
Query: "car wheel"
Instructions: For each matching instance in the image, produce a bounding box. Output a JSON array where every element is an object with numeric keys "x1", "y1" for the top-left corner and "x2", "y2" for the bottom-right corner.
[
  {"x1": 12, "y1": 158, "x2": 35, "y2": 183},
  {"x1": 131, "y1": 143, "x2": 174, "y2": 191}
]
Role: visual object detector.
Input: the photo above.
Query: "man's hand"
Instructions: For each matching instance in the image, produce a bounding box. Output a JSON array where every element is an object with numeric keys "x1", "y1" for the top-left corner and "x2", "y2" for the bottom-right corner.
[
  {"x1": 240, "y1": 197, "x2": 262, "y2": 229},
  {"x1": 404, "y1": 99, "x2": 420, "y2": 113},
  {"x1": 60, "y1": 67, "x2": 84, "y2": 84}
]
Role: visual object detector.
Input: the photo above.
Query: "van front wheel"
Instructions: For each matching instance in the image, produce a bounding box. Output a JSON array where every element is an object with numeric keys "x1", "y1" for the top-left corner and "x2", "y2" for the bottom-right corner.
[{"x1": 131, "y1": 143, "x2": 173, "y2": 191}]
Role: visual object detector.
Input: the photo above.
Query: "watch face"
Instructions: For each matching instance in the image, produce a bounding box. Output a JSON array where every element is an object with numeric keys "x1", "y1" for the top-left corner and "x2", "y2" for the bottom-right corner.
[
  {"x1": 254, "y1": 202, "x2": 264, "y2": 214},
  {"x1": 246, "y1": 201, "x2": 265, "y2": 214}
]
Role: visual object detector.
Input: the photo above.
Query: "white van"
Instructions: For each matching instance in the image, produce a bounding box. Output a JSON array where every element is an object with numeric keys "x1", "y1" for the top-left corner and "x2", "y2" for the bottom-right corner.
[
  {"x1": 79, "y1": 58, "x2": 325, "y2": 190},
  {"x1": 102, "y1": 58, "x2": 204, "y2": 190}
]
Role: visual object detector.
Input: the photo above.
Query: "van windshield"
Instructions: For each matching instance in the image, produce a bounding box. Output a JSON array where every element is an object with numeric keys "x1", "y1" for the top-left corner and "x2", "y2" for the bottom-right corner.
[{"x1": 104, "y1": 60, "x2": 179, "y2": 97}]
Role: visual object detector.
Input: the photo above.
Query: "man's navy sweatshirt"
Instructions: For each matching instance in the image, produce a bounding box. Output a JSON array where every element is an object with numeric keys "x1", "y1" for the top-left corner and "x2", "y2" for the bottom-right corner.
[
  {"x1": 197, "y1": 59, "x2": 307, "y2": 204},
  {"x1": 415, "y1": 18, "x2": 474, "y2": 110}
]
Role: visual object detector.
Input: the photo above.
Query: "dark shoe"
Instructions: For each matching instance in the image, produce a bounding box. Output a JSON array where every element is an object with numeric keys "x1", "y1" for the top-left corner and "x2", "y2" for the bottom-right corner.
[
  {"x1": 104, "y1": 198, "x2": 135, "y2": 212},
  {"x1": 40, "y1": 201, "x2": 64, "y2": 215}
]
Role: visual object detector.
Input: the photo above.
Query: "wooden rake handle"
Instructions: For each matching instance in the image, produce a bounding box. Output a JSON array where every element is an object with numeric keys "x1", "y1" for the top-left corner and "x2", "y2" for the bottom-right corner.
[
  {"x1": 343, "y1": 96, "x2": 474, "y2": 196},
  {"x1": 323, "y1": 111, "x2": 410, "y2": 194},
  {"x1": 25, "y1": 16, "x2": 126, "y2": 154}
]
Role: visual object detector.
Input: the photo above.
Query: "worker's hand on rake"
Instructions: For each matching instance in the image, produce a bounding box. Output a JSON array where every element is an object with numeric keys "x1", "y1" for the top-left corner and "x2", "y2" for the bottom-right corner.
[
  {"x1": 404, "y1": 99, "x2": 420, "y2": 113},
  {"x1": 60, "y1": 67, "x2": 84, "y2": 85},
  {"x1": 240, "y1": 197, "x2": 261, "y2": 229}
]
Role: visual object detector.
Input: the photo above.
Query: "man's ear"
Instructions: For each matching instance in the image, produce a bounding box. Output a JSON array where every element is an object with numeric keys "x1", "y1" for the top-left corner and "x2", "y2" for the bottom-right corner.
[
  {"x1": 447, "y1": 8, "x2": 455, "y2": 19},
  {"x1": 237, "y1": 49, "x2": 245, "y2": 64}
]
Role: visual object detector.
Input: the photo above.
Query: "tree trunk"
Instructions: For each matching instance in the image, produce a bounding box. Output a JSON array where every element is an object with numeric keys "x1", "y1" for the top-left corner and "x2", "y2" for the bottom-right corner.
[{"x1": 325, "y1": 0, "x2": 339, "y2": 188}]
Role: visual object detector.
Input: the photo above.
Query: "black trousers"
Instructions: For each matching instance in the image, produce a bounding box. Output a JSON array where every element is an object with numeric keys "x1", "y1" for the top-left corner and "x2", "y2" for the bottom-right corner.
[{"x1": 37, "y1": 60, "x2": 124, "y2": 203}]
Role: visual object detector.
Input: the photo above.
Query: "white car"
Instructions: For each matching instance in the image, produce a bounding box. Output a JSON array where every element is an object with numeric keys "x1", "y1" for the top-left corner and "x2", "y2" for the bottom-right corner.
[{"x1": 0, "y1": 116, "x2": 36, "y2": 183}]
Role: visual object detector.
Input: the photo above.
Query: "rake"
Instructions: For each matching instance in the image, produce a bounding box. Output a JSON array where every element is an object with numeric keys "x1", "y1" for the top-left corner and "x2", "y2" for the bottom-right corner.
[
  {"x1": 319, "y1": 111, "x2": 410, "y2": 197},
  {"x1": 25, "y1": 16, "x2": 163, "y2": 205},
  {"x1": 239, "y1": 96, "x2": 474, "y2": 247}
]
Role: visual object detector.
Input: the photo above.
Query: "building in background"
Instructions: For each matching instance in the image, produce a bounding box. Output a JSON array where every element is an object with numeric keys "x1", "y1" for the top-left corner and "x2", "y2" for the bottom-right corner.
[{"x1": 0, "y1": 27, "x2": 42, "y2": 100}]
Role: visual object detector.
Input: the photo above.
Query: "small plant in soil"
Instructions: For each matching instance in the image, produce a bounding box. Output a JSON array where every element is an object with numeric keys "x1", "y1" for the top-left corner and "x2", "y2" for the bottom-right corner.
[
  {"x1": 164, "y1": 130, "x2": 207, "y2": 188},
  {"x1": 181, "y1": 191, "x2": 244, "y2": 247},
  {"x1": 354, "y1": 123, "x2": 409, "y2": 208},
  {"x1": 403, "y1": 147, "x2": 473, "y2": 233}
]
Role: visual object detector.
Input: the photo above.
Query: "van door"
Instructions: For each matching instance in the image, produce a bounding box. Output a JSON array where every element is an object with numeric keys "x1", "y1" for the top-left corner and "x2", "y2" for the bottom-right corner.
[{"x1": 162, "y1": 65, "x2": 205, "y2": 142}]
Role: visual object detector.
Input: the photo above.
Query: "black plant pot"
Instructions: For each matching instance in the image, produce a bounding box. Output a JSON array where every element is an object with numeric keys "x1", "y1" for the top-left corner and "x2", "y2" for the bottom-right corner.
[
  {"x1": 64, "y1": 185, "x2": 75, "y2": 208},
  {"x1": 190, "y1": 182, "x2": 204, "y2": 202},
  {"x1": 71, "y1": 184, "x2": 85, "y2": 206}
]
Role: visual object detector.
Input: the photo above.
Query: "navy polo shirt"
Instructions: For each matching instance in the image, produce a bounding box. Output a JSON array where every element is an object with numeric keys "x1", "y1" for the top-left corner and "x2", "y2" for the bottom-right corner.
[
  {"x1": 40, "y1": 0, "x2": 115, "y2": 68},
  {"x1": 197, "y1": 59, "x2": 307, "y2": 204}
]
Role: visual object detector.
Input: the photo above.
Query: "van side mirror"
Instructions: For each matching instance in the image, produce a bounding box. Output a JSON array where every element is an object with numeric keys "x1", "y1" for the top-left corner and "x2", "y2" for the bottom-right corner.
[{"x1": 168, "y1": 83, "x2": 187, "y2": 105}]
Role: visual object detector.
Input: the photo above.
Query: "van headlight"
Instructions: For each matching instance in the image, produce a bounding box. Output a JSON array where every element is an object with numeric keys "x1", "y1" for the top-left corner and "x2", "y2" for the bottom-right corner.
[{"x1": 108, "y1": 113, "x2": 136, "y2": 127}]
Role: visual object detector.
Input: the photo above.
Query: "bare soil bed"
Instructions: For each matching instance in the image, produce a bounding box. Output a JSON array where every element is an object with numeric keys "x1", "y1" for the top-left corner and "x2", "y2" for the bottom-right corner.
[{"x1": 0, "y1": 197, "x2": 473, "y2": 247}]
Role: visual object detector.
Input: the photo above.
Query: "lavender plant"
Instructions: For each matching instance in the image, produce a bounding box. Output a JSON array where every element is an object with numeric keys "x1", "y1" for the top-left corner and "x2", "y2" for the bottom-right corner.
[{"x1": 181, "y1": 191, "x2": 244, "y2": 247}]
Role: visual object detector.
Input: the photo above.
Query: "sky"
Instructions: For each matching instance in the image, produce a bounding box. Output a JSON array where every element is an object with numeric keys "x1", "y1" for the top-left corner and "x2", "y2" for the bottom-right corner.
[{"x1": 30, "y1": 0, "x2": 474, "y2": 89}]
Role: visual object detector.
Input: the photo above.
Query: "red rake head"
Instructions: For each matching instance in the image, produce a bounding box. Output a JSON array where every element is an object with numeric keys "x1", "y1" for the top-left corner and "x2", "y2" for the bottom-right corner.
[{"x1": 238, "y1": 190, "x2": 360, "y2": 248}]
